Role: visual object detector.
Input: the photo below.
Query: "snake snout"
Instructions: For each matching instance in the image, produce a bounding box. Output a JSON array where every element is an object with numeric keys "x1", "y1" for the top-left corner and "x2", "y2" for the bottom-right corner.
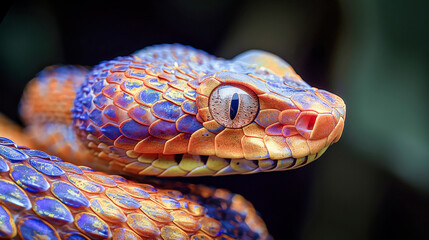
[{"x1": 295, "y1": 111, "x2": 341, "y2": 141}]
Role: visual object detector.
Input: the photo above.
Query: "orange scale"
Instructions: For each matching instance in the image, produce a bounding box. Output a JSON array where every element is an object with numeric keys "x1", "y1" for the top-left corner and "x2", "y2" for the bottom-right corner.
[
  {"x1": 126, "y1": 213, "x2": 160, "y2": 239},
  {"x1": 106, "y1": 72, "x2": 126, "y2": 84},
  {"x1": 279, "y1": 109, "x2": 301, "y2": 125},
  {"x1": 112, "y1": 228, "x2": 143, "y2": 240},
  {"x1": 197, "y1": 108, "x2": 212, "y2": 122},
  {"x1": 164, "y1": 133, "x2": 190, "y2": 154},
  {"x1": 86, "y1": 173, "x2": 117, "y2": 187},
  {"x1": 188, "y1": 129, "x2": 216, "y2": 156},
  {"x1": 242, "y1": 123, "x2": 265, "y2": 138},
  {"x1": 196, "y1": 78, "x2": 221, "y2": 97},
  {"x1": 214, "y1": 129, "x2": 244, "y2": 159},
  {"x1": 259, "y1": 92, "x2": 294, "y2": 109},
  {"x1": 190, "y1": 233, "x2": 213, "y2": 240},
  {"x1": 195, "y1": 95, "x2": 209, "y2": 109},
  {"x1": 307, "y1": 138, "x2": 328, "y2": 155},
  {"x1": 181, "y1": 200, "x2": 207, "y2": 217},
  {"x1": 139, "y1": 200, "x2": 174, "y2": 223},
  {"x1": 160, "y1": 225, "x2": 190, "y2": 240},
  {"x1": 159, "y1": 189, "x2": 184, "y2": 200},
  {"x1": 134, "y1": 136, "x2": 166, "y2": 154},
  {"x1": 199, "y1": 217, "x2": 223, "y2": 237},
  {"x1": 151, "y1": 194, "x2": 181, "y2": 210},
  {"x1": 171, "y1": 210, "x2": 201, "y2": 232},
  {"x1": 263, "y1": 135, "x2": 292, "y2": 159},
  {"x1": 114, "y1": 136, "x2": 139, "y2": 150},
  {"x1": 285, "y1": 135, "x2": 311, "y2": 159},
  {"x1": 90, "y1": 198, "x2": 127, "y2": 223},
  {"x1": 118, "y1": 185, "x2": 151, "y2": 199},
  {"x1": 241, "y1": 136, "x2": 269, "y2": 160}
]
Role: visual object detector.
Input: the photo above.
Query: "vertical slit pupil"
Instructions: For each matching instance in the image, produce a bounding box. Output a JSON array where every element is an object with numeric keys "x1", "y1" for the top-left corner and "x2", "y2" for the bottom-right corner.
[{"x1": 230, "y1": 93, "x2": 239, "y2": 120}]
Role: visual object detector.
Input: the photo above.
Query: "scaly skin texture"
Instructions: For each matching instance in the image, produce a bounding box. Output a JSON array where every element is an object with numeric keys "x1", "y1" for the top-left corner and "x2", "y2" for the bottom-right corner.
[
  {"x1": 0, "y1": 137, "x2": 268, "y2": 239},
  {"x1": 3, "y1": 44, "x2": 346, "y2": 239},
  {"x1": 21, "y1": 44, "x2": 345, "y2": 177}
]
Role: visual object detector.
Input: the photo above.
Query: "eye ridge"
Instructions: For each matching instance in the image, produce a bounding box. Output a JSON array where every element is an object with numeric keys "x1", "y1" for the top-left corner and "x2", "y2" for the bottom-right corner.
[{"x1": 229, "y1": 92, "x2": 239, "y2": 120}]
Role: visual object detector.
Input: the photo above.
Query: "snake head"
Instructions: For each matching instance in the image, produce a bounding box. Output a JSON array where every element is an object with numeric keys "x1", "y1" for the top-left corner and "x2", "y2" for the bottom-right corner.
[
  {"x1": 73, "y1": 45, "x2": 345, "y2": 176},
  {"x1": 193, "y1": 50, "x2": 346, "y2": 170}
]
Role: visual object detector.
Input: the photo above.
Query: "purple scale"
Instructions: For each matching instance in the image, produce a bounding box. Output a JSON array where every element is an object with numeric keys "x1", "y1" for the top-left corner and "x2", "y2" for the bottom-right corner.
[
  {"x1": 103, "y1": 105, "x2": 118, "y2": 119},
  {"x1": 102, "y1": 84, "x2": 119, "y2": 98},
  {"x1": 18, "y1": 217, "x2": 59, "y2": 240},
  {"x1": 163, "y1": 88, "x2": 186, "y2": 105},
  {"x1": 85, "y1": 125, "x2": 96, "y2": 134},
  {"x1": 89, "y1": 109, "x2": 104, "y2": 126},
  {"x1": 91, "y1": 80, "x2": 106, "y2": 94},
  {"x1": 51, "y1": 181, "x2": 90, "y2": 207},
  {"x1": 0, "y1": 145, "x2": 29, "y2": 161},
  {"x1": 0, "y1": 179, "x2": 31, "y2": 211},
  {"x1": 0, "y1": 158, "x2": 9, "y2": 172},
  {"x1": 100, "y1": 123, "x2": 122, "y2": 140},
  {"x1": 111, "y1": 65, "x2": 129, "y2": 72},
  {"x1": 0, "y1": 204, "x2": 14, "y2": 238},
  {"x1": 10, "y1": 164, "x2": 49, "y2": 192},
  {"x1": 122, "y1": 79, "x2": 143, "y2": 91},
  {"x1": 145, "y1": 77, "x2": 168, "y2": 92},
  {"x1": 75, "y1": 212, "x2": 111, "y2": 239},
  {"x1": 128, "y1": 105, "x2": 154, "y2": 126},
  {"x1": 24, "y1": 150, "x2": 50, "y2": 159},
  {"x1": 129, "y1": 62, "x2": 148, "y2": 69},
  {"x1": 183, "y1": 87, "x2": 197, "y2": 100},
  {"x1": 93, "y1": 94, "x2": 109, "y2": 108},
  {"x1": 106, "y1": 189, "x2": 141, "y2": 209},
  {"x1": 64, "y1": 233, "x2": 88, "y2": 240},
  {"x1": 0, "y1": 137, "x2": 16, "y2": 146},
  {"x1": 137, "y1": 88, "x2": 163, "y2": 106},
  {"x1": 266, "y1": 81, "x2": 305, "y2": 98},
  {"x1": 127, "y1": 68, "x2": 147, "y2": 78},
  {"x1": 149, "y1": 120, "x2": 179, "y2": 139},
  {"x1": 181, "y1": 100, "x2": 197, "y2": 115},
  {"x1": 113, "y1": 92, "x2": 134, "y2": 109},
  {"x1": 176, "y1": 114, "x2": 203, "y2": 134},
  {"x1": 80, "y1": 166, "x2": 95, "y2": 172},
  {"x1": 33, "y1": 197, "x2": 73, "y2": 224},
  {"x1": 111, "y1": 175, "x2": 128, "y2": 183},
  {"x1": 54, "y1": 162, "x2": 84, "y2": 174},
  {"x1": 82, "y1": 96, "x2": 93, "y2": 109},
  {"x1": 152, "y1": 100, "x2": 184, "y2": 122},
  {"x1": 120, "y1": 119, "x2": 149, "y2": 140},
  {"x1": 29, "y1": 158, "x2": 65, "y2": 177},
  {"x1": 49, "y1": 156, "x2": 63, "y2": 162},
  {"x1": 265, "y1": 123, "x2": 283, "y2": 136}
]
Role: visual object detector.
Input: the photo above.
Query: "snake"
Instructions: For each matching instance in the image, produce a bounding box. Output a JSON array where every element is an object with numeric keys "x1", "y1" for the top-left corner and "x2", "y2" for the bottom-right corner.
[{"x1": 0, "y1": 44, "x2": 345, "y2": 239}]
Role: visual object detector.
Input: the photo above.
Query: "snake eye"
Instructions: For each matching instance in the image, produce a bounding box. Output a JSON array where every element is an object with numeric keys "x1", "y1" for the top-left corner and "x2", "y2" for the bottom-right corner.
[{"x1": 209, "y1": 85, "x2": 259, "y2": 128}]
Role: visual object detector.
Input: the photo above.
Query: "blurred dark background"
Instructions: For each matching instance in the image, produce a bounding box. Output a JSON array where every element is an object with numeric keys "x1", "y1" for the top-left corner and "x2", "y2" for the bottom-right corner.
[{"x1": 1, "y1": 0, "x2": 428, "y2": 239}]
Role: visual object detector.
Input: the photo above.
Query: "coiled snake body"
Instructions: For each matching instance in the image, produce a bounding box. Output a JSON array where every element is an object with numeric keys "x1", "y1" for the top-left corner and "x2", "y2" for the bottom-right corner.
[{"x1": 0, "y1": 44, "x2": 345, "y2": 239}]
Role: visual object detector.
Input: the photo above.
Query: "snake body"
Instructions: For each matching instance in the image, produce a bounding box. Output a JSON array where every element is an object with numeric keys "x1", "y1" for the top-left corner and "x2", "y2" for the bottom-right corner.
[{"x1": 0, "y1": 44, "x2": 345, "y2": 239}]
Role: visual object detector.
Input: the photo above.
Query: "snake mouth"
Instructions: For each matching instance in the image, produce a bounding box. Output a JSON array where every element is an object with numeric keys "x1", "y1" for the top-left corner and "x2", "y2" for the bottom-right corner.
[{"x1": 148, "y1": 147, "x2": 330, "y2": 177}]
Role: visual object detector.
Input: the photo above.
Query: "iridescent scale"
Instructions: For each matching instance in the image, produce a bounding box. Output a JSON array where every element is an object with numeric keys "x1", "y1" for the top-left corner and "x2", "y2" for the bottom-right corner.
[{"x1": 0, "y1": 137, "x2": 268, "y2": 239}]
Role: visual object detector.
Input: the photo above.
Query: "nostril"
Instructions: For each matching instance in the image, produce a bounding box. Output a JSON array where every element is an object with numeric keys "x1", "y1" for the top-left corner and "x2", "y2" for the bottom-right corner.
[
  {"x1": 306, "y1": 115, "x2": 316, "y2": 130},
  {"x1": 296, "y1": 111, "x2": 318, "y2": 139}
]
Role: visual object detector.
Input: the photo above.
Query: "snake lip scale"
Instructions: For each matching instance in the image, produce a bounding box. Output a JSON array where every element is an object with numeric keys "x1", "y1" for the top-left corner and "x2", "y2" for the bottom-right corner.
[{"x1": 0, "y1": 44, "x2": 346, "y2": 239}]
